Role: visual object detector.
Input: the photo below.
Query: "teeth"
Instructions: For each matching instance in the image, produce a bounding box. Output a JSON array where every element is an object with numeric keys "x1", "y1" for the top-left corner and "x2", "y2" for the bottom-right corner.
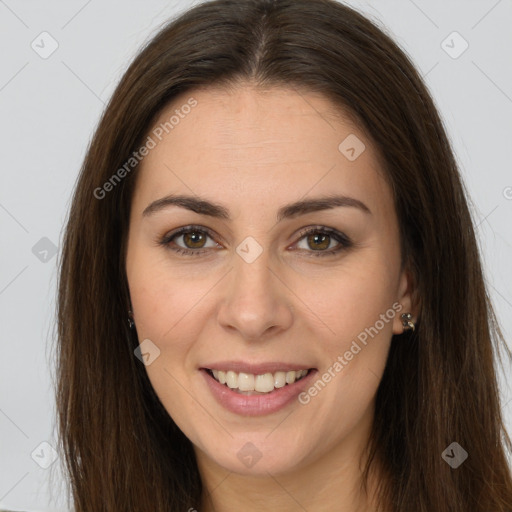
[
  {"x1": 238, "y1": 372, "x2": 255, "y2": 391},
  {"x1": 285, "y1": 371, "x2": 296, "y2": 384},
  {"x1": 274, "y1": 371, "x2": 286, "y2": 388},
  {"x1": 255, "y1": 373, "x2": 274, "y2": 393},
  {"x1": 226, "y1": 370, "x2": 238, "y2": 389},
  {"x1": 209, "y1": 368, "x2": 309, "y2": 393}
]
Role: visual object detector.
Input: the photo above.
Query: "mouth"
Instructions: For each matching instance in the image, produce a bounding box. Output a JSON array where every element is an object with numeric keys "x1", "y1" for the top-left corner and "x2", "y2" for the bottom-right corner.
[
  {"x1": 200, "y1": 364, "x2": 318, "y2": 416},
  {"x1": 203, "y1": 367, "x2": 314, "y2": 395}
]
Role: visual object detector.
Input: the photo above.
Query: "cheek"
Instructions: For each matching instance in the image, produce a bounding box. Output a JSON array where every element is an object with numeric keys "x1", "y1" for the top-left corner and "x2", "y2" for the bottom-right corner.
[
  {"x1": 294, "y1": 254, "x2": 398, "y2": 342},
  {"x1": 297, "y1": 253, "x2": 397, "y2": 402},
  {"x1": 127, "y1": 247, "x2": 208, "y2": 341},
  {"x1": 127, "y1": 256, "x2": 212, "y2": 437}
]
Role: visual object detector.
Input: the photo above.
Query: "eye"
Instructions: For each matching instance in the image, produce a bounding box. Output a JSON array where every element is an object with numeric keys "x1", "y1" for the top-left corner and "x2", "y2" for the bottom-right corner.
[
  {"x1": 158, "y1": 224, "x2": 353, "y2": 258},
  {"x1": 293, "y1": 226, "x2": 353, "y2": 257},
  {"x1": 159, "y1": 225, "x2": 220, "y2": 256}
]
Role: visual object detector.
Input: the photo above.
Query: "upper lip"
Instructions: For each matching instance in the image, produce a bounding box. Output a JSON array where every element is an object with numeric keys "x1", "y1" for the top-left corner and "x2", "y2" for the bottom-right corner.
[{"x1": 201, "y1": 361, "x2": 315, "y2": 375}]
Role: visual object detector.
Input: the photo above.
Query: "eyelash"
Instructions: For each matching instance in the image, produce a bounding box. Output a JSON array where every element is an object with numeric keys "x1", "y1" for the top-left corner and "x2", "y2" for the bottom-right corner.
[{"x1": 158, "y1": 224, "x2": 353, "y2": 258}]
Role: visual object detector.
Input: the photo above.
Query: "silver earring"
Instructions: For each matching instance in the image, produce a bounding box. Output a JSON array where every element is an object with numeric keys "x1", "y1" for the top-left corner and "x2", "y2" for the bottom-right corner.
[
  {"x1": 401, "y1": 312, "x2": 415, "y2": 332},
  {"x1": 128, "y1": 310, "x2": 135, "y2": 329}
]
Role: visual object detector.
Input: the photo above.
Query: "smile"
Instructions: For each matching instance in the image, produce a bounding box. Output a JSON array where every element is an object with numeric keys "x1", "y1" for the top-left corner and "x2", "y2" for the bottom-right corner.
[
  {"x1": 206, "y1": 368, "x2": 311, "y2": 394},
  {"x1": 200, "y1": 365, "x2": 318, "y2": 416}
]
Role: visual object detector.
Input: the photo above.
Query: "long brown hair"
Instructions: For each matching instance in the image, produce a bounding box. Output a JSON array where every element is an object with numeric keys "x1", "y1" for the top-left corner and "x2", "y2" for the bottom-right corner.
[{"x1": 55, "y1": 0, "x2": 512, "y2": 510}]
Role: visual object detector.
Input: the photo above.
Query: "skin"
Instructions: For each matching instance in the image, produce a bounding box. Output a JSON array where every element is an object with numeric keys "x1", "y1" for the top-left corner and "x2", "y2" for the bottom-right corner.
[{"x1": 125, "y1": 83, "x2": 416, "y2": 512}]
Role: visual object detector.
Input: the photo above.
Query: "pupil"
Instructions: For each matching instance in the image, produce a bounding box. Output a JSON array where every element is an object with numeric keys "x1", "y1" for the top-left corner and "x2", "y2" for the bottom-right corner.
[
  {"x1": 185, "y1": 232, "x2": 205, "y2": 248},
  {"x1": 309, "y1": 233, "x2": 329, "y2": 250}
]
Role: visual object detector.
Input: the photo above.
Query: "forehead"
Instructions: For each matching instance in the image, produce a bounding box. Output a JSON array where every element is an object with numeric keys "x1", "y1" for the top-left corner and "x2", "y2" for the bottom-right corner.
[{"x1": 132, "y1": 84, "x2": 394, "y2": 223}]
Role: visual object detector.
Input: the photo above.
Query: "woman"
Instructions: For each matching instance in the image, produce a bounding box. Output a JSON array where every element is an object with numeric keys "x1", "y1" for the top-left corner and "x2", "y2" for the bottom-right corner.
[{"x1": 56, "y1": 0, "x2": 512, "y2": 510}]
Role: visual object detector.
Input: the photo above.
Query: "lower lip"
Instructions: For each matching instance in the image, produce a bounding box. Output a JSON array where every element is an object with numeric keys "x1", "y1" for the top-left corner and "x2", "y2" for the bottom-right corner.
[{"x1": 200, "y1": 368, "x2": 317, "y2": 416}]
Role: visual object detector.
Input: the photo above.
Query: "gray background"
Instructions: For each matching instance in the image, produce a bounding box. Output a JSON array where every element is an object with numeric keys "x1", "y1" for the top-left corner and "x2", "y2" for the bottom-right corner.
[{"x1": 1, "y1": 1, "x2": 511, "y2": 510}]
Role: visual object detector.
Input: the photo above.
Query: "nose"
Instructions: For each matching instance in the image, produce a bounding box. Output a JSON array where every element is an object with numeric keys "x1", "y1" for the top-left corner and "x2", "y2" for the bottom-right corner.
[{"x1": 216, "y1": 244, "x2": 294, "y2": 341}]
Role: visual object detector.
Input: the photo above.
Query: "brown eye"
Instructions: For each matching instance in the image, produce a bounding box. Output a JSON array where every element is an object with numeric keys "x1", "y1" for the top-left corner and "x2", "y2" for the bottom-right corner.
[
  {"x1": 306, "y1": 233, "x2": 331, "y2": 251},
  {"x1": 182, "y1": 231, "x2": 208, "y2": 249},
  {"x1": 294, "y1": 226, "x2": 352, "y2": 257},
  {"x1": 160, "y1": 225, "x2": 219, "y2": 256}
]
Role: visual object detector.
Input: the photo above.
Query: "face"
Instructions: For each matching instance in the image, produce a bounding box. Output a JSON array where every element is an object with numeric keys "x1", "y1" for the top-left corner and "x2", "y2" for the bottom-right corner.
[{"x1": 125, "y1": 84, "x2": 413, "y2": 477}]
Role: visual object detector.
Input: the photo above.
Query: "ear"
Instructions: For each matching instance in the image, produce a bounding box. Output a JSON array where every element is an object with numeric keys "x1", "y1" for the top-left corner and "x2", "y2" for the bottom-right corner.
[{"x1": 392, "y1": 267, "x2": 420, "y2": 335}]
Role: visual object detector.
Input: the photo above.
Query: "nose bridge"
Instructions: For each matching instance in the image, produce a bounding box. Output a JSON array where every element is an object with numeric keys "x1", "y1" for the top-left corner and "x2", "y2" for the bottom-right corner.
[
  {"x1": 235, "y1": 238, "x2": 273, "y2": 292},
  {"x1": 217, "y1": 235, "x2": 293, "y2": 339}
]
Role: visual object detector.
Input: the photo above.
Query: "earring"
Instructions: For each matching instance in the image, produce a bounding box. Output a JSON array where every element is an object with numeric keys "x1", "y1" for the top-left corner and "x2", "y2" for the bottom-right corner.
[
  {"x1": 127, "y1": 310, "x2": 135, "y2": 329},
  {"x1": 401, "y1": 312, "x2": 415, "y2": 332}
]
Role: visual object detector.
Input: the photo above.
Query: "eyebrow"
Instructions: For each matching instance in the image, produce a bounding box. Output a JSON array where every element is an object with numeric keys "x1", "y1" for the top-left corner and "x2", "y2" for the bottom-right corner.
[{"x1": 142, "y1": 193, "x2": 371, "y2": 221}]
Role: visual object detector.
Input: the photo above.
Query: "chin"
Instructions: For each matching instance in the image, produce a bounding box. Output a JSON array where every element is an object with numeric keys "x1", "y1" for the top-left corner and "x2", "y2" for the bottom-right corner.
[{"x1": 197, "y1": 432, "x2": 312, "y2": 476}]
